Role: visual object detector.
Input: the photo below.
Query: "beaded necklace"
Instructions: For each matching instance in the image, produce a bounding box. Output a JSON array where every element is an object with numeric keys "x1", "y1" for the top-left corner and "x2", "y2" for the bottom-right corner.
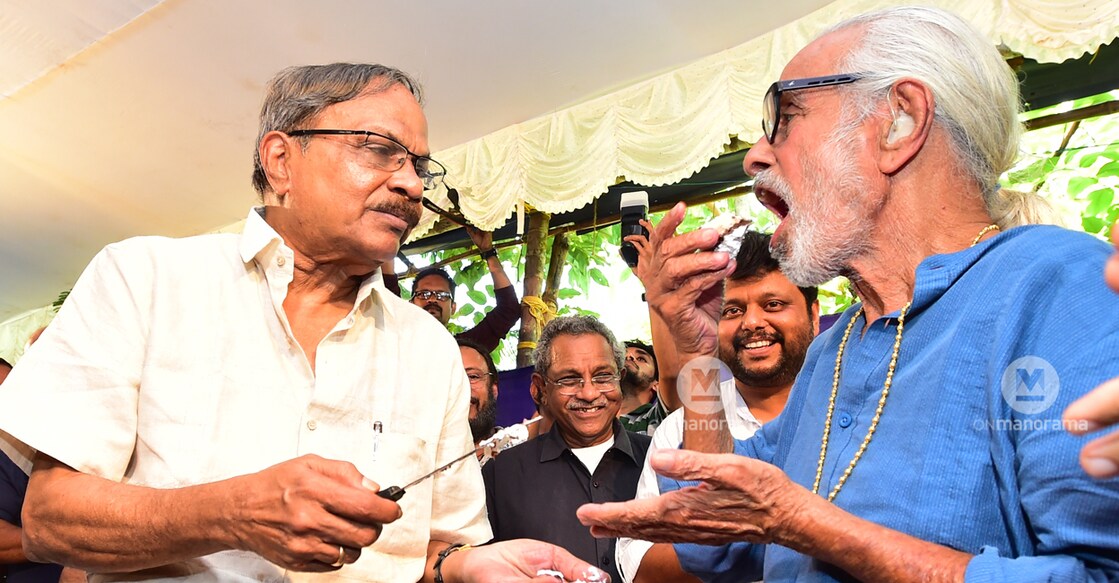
[{"x1": 811, "y1": 224, "x2": 999, "y2": 502}]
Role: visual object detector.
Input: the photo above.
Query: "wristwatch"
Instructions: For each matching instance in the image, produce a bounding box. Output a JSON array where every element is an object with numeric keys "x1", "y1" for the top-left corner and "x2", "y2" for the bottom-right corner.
[{"x1": 479, "y1": 248, "x2": 498, "y2": 260}]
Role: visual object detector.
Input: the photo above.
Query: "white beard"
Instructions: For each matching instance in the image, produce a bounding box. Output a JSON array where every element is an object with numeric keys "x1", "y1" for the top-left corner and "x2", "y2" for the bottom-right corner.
[{"x1": 757, "y1": 123, "x2": 877, "y2": 287}]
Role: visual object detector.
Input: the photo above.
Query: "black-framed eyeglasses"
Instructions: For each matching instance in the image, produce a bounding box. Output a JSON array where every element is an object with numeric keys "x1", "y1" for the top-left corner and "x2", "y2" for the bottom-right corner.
[
  {"x1": 466, "y1": 371, "x2": 493, "y2": 386},
  {"x1": 762, "y1": 73, "x2": 864, "y2": 145},
  {"x1": 544, "y1": 373, "x2": 621, "y2": 397},
  {"x1": 413, "y1": 290, "x2": 452, "y2": 302},
  {"x1": 286, "y1": 129, "x2": 447, "y2": 190}
]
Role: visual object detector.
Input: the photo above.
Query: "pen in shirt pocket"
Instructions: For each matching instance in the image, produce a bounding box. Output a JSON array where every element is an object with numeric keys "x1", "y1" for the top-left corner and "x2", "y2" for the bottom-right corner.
[{"x1": 372, "y1": 420, "x2": 382, "y2": 462}]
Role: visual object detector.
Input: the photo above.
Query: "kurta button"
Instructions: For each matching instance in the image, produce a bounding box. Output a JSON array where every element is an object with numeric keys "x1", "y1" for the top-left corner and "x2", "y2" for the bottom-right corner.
[
  {"x1": 277, "y1": 257, "x2": 286, "y2": 267},
  {"x1": 601, "y1": 555, "x2": 610, "y2": 565},
  {"x1": 838, "y1": 413, "x2": 853, "y2": 428},
  {"x1": 307, "y1": 419, "x2": 317, "y2": 430},
  {"x1": 592, "y1": 480, "x2": 600, "y2": 488}
]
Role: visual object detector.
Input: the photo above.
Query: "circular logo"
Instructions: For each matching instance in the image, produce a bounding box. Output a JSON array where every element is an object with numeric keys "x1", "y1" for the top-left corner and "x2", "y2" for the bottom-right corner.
[
  {"x1": 1000, "y1": 356, "x2": 1059, "y2": 415},
  {"x1": 677, "y1": 356, "x2": 734, "y2": 415}
]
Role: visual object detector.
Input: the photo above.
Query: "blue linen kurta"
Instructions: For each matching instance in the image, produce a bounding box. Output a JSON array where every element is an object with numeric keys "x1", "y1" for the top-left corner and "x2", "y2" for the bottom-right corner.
[{"x1": 668, "y1": 225, "x2": 1119, "y2": 582}]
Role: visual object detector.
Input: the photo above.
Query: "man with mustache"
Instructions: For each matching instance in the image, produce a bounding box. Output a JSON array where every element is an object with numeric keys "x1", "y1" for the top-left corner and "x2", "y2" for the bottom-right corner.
[
  {"x1": 484, "y1": 315, "x2": 652, "y2": 583},
  {"x1": 618, "y1": 340, "x2": 661, "y2": 431},
  {"x1": 0, "y1": 63, "x2": 599, "y2": 582},
  {"x1": 579, "y1": 6, "x2": 1119, "y2": 582},
  {"x1": 410, "y1": 226, "x2": 521, "y2": 354},
  {"x1": 617, "y1": 230, "x2": 818, "y2": 583},
  {"x1": 457, "y1": 337, "x2": 500, "y2": 445}
]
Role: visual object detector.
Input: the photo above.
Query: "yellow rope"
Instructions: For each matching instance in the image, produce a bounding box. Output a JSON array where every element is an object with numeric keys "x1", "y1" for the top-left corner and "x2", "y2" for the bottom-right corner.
[{"x1": 519, "y1": 295, "x2": 558, "y2": 352}]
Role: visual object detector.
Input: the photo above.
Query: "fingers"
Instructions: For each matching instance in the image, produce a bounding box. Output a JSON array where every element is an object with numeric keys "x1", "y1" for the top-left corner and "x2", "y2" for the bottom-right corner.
[
  {"x1": 1106, "y1": 252, "x2": 1119, "y2": 293},
  {"x1": 647, "y1": 449, "x2": 751, "y2": 490},
  {"x1": 1064, "y1": 377, "x2": 1119, "y2": 433},
  {"x1": 1080, "y1": 431, "x2": 1119, "y2": 478}
]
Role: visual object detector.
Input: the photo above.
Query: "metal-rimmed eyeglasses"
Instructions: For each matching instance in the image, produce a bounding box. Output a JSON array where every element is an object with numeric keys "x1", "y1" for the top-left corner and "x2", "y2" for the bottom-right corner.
[
  {"x1": 413, "y1": 290, "x2": 452, "y2": 302},
  {"x1": 762, "y1": 73, "x2": 864, "y2": 145},
  {"x1": 544, "y1": 373, "x2": 621, "y2": 397},
  {"x1": 286, "y1": 129, "x2": 447, "y2": 190}
]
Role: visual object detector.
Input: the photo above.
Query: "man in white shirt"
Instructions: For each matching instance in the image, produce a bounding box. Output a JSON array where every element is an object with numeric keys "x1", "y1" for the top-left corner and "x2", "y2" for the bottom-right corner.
[
  {"x1": 617, "y1": 230, "x2": 819, "y2": 583},
  {"x1": 0, "y1": 63, "x2": 595, "y2": 583}
]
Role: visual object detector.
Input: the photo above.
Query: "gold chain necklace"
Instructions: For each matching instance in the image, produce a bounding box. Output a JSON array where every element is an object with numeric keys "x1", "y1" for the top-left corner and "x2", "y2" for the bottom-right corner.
[
  {"x1": 811, "y1": 223, "x2": 998, "y2": 502},
  {"x1": 971, "y1": 224, "x2": 1000, "y2": 246}
]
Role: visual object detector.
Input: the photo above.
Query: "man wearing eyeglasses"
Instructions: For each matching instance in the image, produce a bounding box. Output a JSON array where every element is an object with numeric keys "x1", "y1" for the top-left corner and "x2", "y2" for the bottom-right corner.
[
  {"x1": 0, "y1": 63, "x2": 598, "y2": 583},
  {"x1": 457, "y1": 337, "x2": 500, "y2": 445},
  {"x1": 579, "y1": 6, "x2": 1119, "y2": 583},
  {"x1": 409, "y1": 235, "x2": 521, "y2": 354},
  {"x1": 483, "y1": 315, "x2": 652, "y2": 583}
]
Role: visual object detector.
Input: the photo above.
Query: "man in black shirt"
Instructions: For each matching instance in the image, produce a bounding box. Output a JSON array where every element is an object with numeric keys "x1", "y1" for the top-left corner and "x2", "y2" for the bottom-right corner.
[{"x1": 483, "y1": 315, "x2": 651, "y2": 582}]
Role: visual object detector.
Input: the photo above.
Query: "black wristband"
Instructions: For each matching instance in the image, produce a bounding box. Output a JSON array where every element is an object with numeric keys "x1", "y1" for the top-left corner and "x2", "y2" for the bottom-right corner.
[
  {"x1": 434, "y1": 543, "x2": 470, "y2": 583},
  {"x1": 479, "y1": 248, "x2": 498, "y2": 260}
]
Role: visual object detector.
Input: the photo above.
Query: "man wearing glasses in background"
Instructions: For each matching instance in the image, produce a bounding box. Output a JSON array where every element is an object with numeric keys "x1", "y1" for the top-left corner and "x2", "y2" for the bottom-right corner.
[
  {"x1": 0, "y1": 63, "x2": 598, "y2": 582},
  {"x1": 457, "y1": 337, "x2": 500, "y2": 446},
  {"x1": 409, "y1": 237, "x2": 521, "y2": 354},
  {"x1": 483, "y1": 315, "x2": 652, "y2": 583}
]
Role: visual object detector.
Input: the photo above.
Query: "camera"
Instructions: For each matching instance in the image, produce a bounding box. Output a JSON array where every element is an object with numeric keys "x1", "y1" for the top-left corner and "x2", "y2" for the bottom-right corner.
[{"x1": 619, "y1": 191, "x2": 649, "y2": 268}]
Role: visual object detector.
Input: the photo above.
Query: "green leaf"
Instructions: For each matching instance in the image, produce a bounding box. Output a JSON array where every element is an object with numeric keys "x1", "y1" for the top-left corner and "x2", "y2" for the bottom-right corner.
[
  {"x1": 589, "y1": 267, "x2": 610, "y2": 287},
  {"x1": 557, "y1": 288, "x2": 580, "y2": 300},
  {"x1": 1006, "y1": 157, "x2": 1058, "y2": 185},
  {"x1": 1079, "y1": 153, "x2": 1100, "y2": 169},
  {"x1": 569, "y1": 264, "x2": 589, "y2": 295},
  {"x1": 1082, "y1": 216, "x2": 1107, "y2": 234},
  {"x1": 1098, "y1": 161, "x2": 1119, "y2": 179},
  {"x1": 1068, "y1": 176, "x2": 1099, "y2": 196},
  {"x1": 1085, "y1": 188, "x2": 1115, "y2": 216},
  {"x1": 458, "y1": 304, "x2": 475, "y2": 316},
  {"x1": 619, "y1": 268, "x2": 632, "y2": 282},
  {"x1": 467, "y1": 290, "x2": 486, "y2": 305}
]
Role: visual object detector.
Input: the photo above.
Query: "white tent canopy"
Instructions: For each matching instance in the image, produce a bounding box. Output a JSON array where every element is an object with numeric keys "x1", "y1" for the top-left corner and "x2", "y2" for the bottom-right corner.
[{"x1": 1, "y1": 0, "x2": 1117, "y2": 359}]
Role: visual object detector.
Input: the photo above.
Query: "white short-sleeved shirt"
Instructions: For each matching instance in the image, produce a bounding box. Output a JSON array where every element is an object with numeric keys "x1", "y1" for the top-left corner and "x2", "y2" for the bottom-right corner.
[
  {"x1": 0, "y1": 208, "x2": 491, "y2": 582},
  {"x1": 615, "y1": 380, "x2": 761, "y2": 583}
]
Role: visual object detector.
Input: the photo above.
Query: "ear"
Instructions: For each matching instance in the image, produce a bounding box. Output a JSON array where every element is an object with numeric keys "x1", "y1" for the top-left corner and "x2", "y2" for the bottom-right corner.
[
  {"x1": 810, "y1": 300, "x2": 821, "y2": 336},
  {"x1": 259, "y1": 131, "x2": 295, "y2": 203},
  {"x1": 530, "y1": 374, "x2": 545, "y2": 407},
  {"x1": 878, "y1": 79, "x2": 935, "y2": 175}
]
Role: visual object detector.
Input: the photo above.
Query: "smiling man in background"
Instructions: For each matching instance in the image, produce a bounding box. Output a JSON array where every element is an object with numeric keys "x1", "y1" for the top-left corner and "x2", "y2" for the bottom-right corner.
[{"x1": 484, "y1": 315, "x2": 652, "y2": 583}]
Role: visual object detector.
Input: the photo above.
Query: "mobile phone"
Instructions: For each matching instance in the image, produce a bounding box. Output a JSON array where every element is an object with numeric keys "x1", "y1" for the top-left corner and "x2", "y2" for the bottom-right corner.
[{"x1": 619, "y1": 191, "x2": 649, "y2": 267}]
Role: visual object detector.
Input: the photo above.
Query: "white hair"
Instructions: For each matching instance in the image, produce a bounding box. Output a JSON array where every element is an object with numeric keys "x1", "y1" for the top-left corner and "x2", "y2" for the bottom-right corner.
[
  {"x1": 823, "y1": 6, "x2": 1022, "y2": 207},
  {"x1": 989, "y1": 188, "x2": 1073, "y2": 229}
]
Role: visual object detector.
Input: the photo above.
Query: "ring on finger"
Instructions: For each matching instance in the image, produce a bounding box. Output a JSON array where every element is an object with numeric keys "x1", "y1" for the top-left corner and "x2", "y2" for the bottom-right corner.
[{"x1": 330, "y1": 545, "x2": 345, "y2": 567}]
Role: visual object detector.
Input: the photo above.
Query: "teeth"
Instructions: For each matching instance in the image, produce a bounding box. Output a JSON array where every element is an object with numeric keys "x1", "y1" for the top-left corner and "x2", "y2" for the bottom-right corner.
[{"x1": 744, "y1": 340, "x2": 775, "y2": 349}]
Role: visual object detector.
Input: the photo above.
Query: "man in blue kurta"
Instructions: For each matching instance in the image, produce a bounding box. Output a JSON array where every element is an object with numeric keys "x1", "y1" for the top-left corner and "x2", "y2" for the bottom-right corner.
[{"x1": 577, "y1": 6, "x2": 1119, "y2": 582}]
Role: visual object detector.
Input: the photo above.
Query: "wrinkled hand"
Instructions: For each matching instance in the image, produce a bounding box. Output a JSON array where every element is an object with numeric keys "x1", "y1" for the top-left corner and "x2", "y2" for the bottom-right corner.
[
  {"x1": 466, "y1": 225, "x2": 494, "y2": 251},
  {"x1": 624, "y1": 202, "x2": 735, "y2": 357},
  {"x1": 454, "y1": 539, "x2": 609, "y2": 582},
  {"x1": 576, "y1": 449, "x2": 812, "y2": 546},
  {"x1": 228, "y1": 454, "x2": 401, "y2": 571}
]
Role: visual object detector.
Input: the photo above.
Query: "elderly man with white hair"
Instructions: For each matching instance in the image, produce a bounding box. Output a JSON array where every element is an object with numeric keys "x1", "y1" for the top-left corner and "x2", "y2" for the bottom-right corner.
[{"x1": 579, "y1": 6, "x2": 1119, "y2": 583}]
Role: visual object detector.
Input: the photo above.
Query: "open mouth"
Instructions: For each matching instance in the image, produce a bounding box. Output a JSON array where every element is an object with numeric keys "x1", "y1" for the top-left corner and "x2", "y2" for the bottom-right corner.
[
  {"x1": 755, "y1": 187, "x2": 789, "y2": 219},
  {"x1": 568, "y1": 404, "x2": 607, "y2": 416},
  {"x1": 743, "y1": 339, "x2": 776, "y2": 350}
]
